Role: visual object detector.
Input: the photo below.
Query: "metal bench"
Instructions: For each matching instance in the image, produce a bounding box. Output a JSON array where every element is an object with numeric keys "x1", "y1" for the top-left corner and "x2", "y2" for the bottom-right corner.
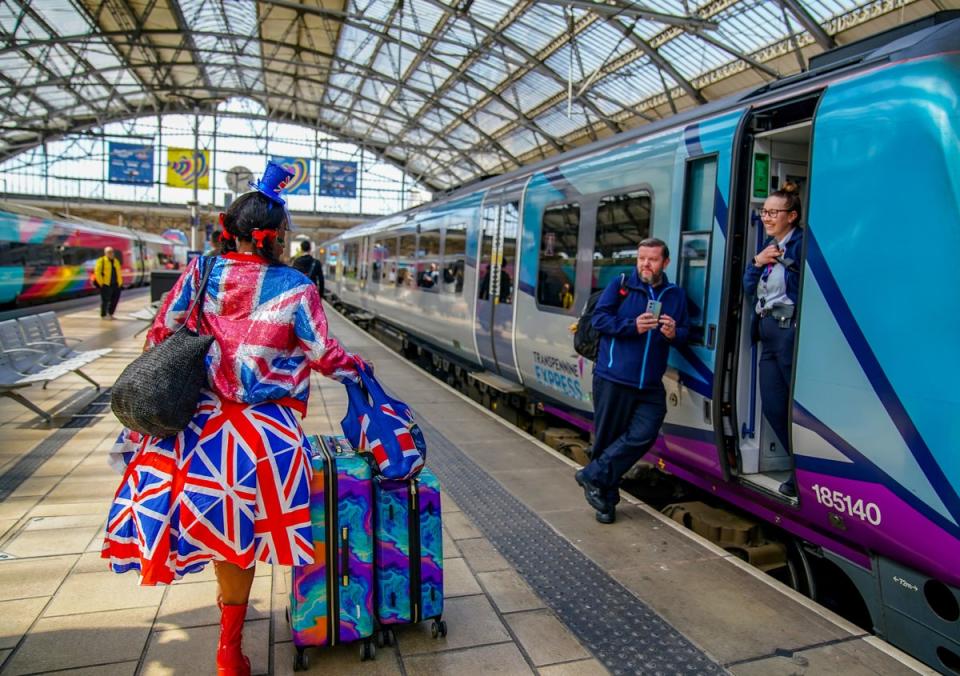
[{"x1": 0, "y1": 315, "x2": 112, "y2": 422}]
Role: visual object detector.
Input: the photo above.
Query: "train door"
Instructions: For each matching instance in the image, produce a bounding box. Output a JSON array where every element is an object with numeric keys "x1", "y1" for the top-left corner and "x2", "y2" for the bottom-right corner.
[
  {"x1": 473, "y1": 188, "x2": 520, "y2": 379},
  {"x1": 719, "y1": 93, "x2": 820, "y2": 498}
]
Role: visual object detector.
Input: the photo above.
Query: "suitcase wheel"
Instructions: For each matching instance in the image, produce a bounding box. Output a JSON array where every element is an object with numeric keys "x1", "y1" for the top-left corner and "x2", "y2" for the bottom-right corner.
[
  {"x1": 431, "y1": 619, "x2": 447, "y2": 639},
  {"x1": 376, "y1": 628, "x2": 394, "y2": 648},
  {"x1": 293, "y1": 647, "x2": 309, "y2": 671},
  {"x1": 360, "y1": 639, "x2": 376, "y2": 661}
]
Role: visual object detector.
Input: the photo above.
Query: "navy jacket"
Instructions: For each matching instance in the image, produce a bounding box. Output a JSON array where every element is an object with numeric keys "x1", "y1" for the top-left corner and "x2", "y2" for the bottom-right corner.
[
  {"x1": 743, "y1": 228, "x2": 804, "y2": 304},
  {"x1": 591, "y1": 270, "x2": 689, "y2": 390}
]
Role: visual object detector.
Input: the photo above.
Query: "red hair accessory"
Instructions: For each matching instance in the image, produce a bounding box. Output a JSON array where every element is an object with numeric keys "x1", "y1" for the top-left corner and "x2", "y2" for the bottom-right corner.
[
  {"x1": 251, "y1": 229, "x2": 274, "y2": 247},
  {"x1": 218, "y1": 212, "x2": 225, "y2": 227},
  {"x1": 220, "y1": 229, "x2": 234, "y2": 241}
]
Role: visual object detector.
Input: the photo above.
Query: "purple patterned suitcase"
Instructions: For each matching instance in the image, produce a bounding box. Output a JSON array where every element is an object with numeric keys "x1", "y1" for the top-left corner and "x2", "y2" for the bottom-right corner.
[
  {"x1": 373, "y1": 467, "x2": 446, "y2": 644},
  {"x1": 287, "y1": 435, "x2": 376, "y2": 671}
]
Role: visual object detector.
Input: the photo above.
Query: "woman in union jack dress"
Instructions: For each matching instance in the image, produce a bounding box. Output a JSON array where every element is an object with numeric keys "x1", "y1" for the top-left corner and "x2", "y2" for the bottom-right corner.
[{"x1": 101, "y1": 162, "x2": 361, "y2": 676}]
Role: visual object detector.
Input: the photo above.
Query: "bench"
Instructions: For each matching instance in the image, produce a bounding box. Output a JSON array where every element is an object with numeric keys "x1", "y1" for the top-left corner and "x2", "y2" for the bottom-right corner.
[{"x1": 0, "y1": 314, "x2": 112, "y2": 422}]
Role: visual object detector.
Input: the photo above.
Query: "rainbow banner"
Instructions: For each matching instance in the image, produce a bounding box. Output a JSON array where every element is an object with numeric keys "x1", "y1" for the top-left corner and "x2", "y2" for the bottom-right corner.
[
  {"x1": 167, "y1": 147, "x2": 210, "y2": 189},
  {"x1": 272, "y1": 156, "x2": 310, "y2": 195}
]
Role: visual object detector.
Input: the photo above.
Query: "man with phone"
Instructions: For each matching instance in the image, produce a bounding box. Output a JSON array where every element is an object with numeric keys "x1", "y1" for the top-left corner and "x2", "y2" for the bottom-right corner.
[{"x1": 575, "y1": 237, "x2": 689, "y2": 523}]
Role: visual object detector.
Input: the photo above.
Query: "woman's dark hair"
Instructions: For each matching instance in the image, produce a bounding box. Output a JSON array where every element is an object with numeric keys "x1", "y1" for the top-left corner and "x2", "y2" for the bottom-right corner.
[
  {"x1": 770, "y1": 180, "x2": 802, "y2": 224},
  {"x1": 220, "y1": 191, "x2": 287, "y2": 262}
]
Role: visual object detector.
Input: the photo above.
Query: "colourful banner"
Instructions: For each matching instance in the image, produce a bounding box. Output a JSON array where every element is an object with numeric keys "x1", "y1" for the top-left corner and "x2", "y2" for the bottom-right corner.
[
  {"x1": 271, "y1": 156, "x2": 310, "y2": 195},
  {"x1": 319, "y1": 160, "x2": 357, "y2": 198},
  {"x1": 108, "y1": 143, "x2": 153, "y2": 185},
  {"x1": 167, "y1": 147, "x2": 210, "y2": 189}
]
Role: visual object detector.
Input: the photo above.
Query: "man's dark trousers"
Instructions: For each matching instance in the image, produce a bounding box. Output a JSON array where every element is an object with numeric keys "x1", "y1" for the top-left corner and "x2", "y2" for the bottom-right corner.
[
  {"x1": 100, "y1": 283, "x2": 121, "y2": 317},
  {"x1": 581, "y1": 377, "x2": 667, "y2": 506}
]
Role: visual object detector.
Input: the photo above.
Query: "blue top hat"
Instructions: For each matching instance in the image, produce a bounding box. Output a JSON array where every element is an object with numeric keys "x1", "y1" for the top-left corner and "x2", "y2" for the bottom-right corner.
[{"x1": 250, "y1": 161, "x2": 294, "y2": 206}]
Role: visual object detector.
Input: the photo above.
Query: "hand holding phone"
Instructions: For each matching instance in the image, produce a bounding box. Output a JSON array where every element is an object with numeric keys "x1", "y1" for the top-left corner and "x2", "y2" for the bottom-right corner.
[{"x1": 646, "y1": 300, "x2": 662, "y2": 318}]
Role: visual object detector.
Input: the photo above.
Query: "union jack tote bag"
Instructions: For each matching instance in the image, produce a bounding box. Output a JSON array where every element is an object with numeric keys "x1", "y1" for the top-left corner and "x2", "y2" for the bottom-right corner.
[{"x1": 341, "y1": 364, "x2": 426, "y2": 480}]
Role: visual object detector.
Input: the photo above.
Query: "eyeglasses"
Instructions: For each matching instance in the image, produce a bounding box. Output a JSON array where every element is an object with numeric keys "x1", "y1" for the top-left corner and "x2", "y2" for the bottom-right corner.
[{"x1": 760, "y1": 208, "x2": 794, "y2": 218}]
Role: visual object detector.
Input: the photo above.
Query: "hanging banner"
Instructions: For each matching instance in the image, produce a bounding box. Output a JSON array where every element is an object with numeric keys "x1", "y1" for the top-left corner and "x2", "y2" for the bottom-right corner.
[
  {"x1": 166, "y1": 147, "x2": 210, "y2": 189},
  {"x1": 108, "y1": 142, "x2": 153, "y2": 185},
  {"x1": 271, "y1": 156, "x2": 310, "y2": 195},
  {"x1": 318, "y1": 160, "x2": 357, "y2": 198}
]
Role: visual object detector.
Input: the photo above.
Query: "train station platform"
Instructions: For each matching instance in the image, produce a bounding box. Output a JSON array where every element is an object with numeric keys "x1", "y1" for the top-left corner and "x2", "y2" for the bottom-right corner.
[{"x1": 0, "y1": 299, "x2": 936, "y2": 675}]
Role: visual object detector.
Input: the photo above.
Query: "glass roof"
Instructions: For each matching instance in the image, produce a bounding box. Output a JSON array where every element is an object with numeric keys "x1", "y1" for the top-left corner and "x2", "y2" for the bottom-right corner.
[{"x1": 0, "y1": 0, "x2": 936, "y2": 192}]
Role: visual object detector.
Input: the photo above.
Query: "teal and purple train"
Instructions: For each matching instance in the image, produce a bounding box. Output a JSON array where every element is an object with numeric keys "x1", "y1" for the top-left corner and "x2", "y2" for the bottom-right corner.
[{"x1": 324, "y1": 14, "x2": 960, "y2": 671}]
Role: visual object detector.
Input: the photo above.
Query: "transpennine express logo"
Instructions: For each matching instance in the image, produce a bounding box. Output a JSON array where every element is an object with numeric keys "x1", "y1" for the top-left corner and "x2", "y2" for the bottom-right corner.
[
  {"x1": 166, "y1": 148, "x2": 210, "y2": 189},
  {"x1": 272, "y1": 156, "x2": 310, "y2": 195}
]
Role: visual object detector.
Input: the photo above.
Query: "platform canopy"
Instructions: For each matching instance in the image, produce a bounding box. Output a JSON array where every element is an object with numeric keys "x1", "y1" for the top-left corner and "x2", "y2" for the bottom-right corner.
[{"x1": 0, "y1": 0, "x2": 948, "y2": 192}]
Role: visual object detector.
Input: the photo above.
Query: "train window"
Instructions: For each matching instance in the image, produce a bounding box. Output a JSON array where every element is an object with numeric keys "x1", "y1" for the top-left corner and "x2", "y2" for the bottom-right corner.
[
  {"x1": 372, "y1": 236, "x2": 397, "y2": 284},
  {"x1": 537, "y1": 202, "x2": 580, "y2": 311},
  {"x1": 593, "y1": 191, "x2": 651, "y2": 291},
  {"x1": 500, "y1": 201, "x2": 518, "y2": 305},
  {"x1": 442, "y1": 223, "x2": 466, "y2": 294},
  {"x1": 477, "y1": 205, "x2": 497, "y2": 301},
  {"x1": 397, "y1": 234, "x2": 416, "y2": 288},
  {"x1": 417, "y1": 228, "x2": 441, "y2": 291},
  {"x1": 343, "y1": 242, "x2": 359, "y2": 279},
  {"x1": 679, "y1": 156, "x2": 717, "y2": 344}
]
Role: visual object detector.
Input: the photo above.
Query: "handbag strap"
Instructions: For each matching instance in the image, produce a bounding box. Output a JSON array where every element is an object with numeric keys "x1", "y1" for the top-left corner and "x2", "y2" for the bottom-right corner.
[{"x1": 184, "y1": 256, "x2": 216, "y2": 331}]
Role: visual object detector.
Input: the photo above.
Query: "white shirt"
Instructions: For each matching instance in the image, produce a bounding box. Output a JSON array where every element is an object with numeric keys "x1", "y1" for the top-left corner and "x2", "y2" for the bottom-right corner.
[{"x1": 755, "y1": 228, "x2": 796, "y2": 314}]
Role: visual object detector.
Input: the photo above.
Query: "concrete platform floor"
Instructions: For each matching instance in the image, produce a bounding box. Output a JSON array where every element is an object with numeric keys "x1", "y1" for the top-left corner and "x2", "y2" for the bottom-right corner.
[{"x1": 0, "y1": 302, "x2": 605, "y2": 675}]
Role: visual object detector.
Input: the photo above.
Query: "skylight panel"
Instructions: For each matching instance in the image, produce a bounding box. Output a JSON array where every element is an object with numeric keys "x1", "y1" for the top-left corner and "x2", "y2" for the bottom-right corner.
[
  {"x1": 175, "y1": 0, "x2": 263, "y2": 92},
  {"x1": 659, "y1": 33, "x2": 730, "y2": 80},
  {"x1": 337, "y1": 24, "x2": 381, "y2": 66},
  {"x1": 468, "y1": 0, "x2": 516, "y2": 30},
  {"x1": 466, "y1": 53, "x2": 512, "y2": 90},
  {"x1": 535, "y1": 102, "x2": 590, "y2": 138},
  {"x1": 505, "y1": 5, "x2": 568, "y2": 55},
  {"x1": 503, "y1": 71, "x2": 564, "y2": 114},
  {"x1": 499, "y1": 128, "x2": 541, "y2": 157}
]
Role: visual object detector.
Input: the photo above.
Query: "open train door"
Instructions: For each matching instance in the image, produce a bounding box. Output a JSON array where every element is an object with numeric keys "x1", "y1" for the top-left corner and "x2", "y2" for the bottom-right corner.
[{"x1": 717, "y1": 91, "x2": 821, "y2": 499}]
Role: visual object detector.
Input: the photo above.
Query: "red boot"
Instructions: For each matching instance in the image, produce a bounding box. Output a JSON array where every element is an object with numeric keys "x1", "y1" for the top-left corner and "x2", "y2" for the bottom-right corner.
[{"x1": 216, "y1": 603, "x2": 250, "y2": 676}]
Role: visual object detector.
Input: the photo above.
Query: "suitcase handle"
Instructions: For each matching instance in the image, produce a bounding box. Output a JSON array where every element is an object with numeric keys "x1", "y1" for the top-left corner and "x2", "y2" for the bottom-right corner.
[{"x1": 340, "y1": 526, "x2": 349, "y2": 586}]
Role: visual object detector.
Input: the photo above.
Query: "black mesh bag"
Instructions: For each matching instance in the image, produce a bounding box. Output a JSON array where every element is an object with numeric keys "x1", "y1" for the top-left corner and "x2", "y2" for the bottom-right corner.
[{"x1": 111, "y1": 258, "x2": 215, "y2": 438}]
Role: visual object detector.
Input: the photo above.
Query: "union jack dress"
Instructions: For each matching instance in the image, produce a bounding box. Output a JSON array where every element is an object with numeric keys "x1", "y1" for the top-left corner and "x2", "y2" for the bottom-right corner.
[{"x1": 102, "y1": 253, "x2": 359, "y2": 585}]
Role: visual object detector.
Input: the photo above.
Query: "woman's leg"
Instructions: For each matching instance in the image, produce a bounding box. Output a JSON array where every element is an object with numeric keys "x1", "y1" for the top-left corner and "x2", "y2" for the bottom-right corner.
[
  {"x1": 214, "y1": 562, "x2": 255, "y2": 675},
  {"x1": 214, "y1": 561, "x2": 255, "y2": 604}
]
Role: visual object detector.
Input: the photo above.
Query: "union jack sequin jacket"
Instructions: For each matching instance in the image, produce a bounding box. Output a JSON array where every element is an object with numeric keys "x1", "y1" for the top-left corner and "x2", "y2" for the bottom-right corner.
[{"x1": 147, "y1": 252, "x2": 358, "y2": 413}]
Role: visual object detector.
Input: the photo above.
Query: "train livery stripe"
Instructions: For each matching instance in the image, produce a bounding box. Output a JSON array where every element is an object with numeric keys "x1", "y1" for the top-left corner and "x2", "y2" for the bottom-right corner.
[
  {"x1": 804, "y1": 228, "x2": 960, "y2": 526},
  {"x1": 793, "y1": 403, "x2": 960, "y2": 540}
]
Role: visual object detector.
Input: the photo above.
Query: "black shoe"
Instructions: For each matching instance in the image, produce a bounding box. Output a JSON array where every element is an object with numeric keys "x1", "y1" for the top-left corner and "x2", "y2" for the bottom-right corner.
[
  {"x1": 595, "y1": 508, "x2": 616, "y2": 524},
  {"x1": 778, "y1": 478, "x2": 796, "y2": 497},
  {"x1": 575, "y1": 470, "x2": 610, "y2": 512}
]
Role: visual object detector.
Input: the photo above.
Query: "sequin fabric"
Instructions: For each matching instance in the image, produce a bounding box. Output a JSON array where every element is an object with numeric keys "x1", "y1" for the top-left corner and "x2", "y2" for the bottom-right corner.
[{"x1": 147, "y1": 252, "x2": 358, "y2": 409}]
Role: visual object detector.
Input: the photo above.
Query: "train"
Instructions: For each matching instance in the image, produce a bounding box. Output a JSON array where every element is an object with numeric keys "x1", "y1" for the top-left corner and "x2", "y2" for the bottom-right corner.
[
  {"x1": 322, "y1": 14, "x2": 960, "y2": 673},
  {"x1": 0, "y1": 203, "x2": 188, "y2": 308}
]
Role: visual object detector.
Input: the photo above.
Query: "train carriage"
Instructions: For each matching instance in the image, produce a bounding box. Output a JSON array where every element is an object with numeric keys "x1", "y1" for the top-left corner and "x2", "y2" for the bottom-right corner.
[
  {"x1": 0, "y1": 205, "x2": 187, "y2": 308},
  {"x1": 324, "y1": 14, "x2": 960, "y2": 672}
]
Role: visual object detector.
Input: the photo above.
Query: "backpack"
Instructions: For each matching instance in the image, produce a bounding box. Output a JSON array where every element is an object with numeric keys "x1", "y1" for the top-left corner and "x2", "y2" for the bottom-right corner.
[{"x1": 573, "y1": 274, "x2": 628, "y2": 362}]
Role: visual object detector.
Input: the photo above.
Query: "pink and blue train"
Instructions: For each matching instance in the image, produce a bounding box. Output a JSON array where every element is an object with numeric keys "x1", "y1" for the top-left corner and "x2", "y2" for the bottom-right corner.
[{"x1": 0, "y1": 206, "x2": 187, "y2": 308}]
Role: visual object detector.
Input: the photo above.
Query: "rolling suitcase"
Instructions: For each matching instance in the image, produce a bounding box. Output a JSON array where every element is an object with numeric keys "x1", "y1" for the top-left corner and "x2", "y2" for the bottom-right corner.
[
  {"x1": 373, "y1": 467, "x2": 447, "y2": 644},
  {"x1": 288, "y1": 435, "x2": 376, "y2": 671}
]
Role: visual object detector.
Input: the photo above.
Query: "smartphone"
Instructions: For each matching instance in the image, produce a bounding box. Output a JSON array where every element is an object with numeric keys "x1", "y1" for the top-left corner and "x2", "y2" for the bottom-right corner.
[{"x1": 646, "y1": 300, "x2": 662, "y2": 318}]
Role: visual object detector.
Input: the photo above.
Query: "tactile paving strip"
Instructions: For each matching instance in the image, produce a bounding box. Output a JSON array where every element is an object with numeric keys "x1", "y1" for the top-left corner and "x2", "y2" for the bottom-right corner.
[
  {"x1": 417, "y1": 415, "x2": 725, "y2": 675},
  {"x1": 0, "y1": 390, "x2": 110, "y2": 501}
]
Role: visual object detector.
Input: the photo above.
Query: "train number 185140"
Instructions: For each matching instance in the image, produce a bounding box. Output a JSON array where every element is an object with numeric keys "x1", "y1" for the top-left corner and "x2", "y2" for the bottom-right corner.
[{"x1": 810, "y1": 484, "x2": 882, "y2": 526}]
